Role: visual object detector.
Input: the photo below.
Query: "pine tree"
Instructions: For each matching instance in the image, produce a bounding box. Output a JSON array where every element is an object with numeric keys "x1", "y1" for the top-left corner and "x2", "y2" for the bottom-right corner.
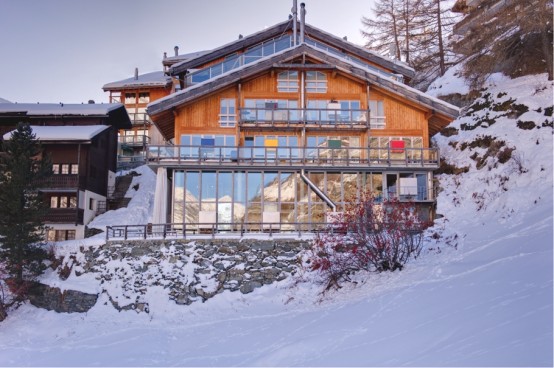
[{"x1": 0, "y1": 123, "x2": 52, "y2": 284}]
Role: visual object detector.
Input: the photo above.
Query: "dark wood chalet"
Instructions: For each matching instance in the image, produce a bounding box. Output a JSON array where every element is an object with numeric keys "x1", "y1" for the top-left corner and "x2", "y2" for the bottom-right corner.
[{"x1": 0, "y1": 103, "x2": 132, "y2": 241}]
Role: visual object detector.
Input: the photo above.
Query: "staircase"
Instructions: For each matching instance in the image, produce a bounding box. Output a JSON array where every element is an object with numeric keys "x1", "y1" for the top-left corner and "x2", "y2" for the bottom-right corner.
[{"x1": 107, "y1": 174, "x2": 134, "y2": 211}]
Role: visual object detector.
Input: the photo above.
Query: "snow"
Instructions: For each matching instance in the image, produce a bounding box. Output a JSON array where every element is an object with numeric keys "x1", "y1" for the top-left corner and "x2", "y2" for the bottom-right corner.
[
  {"x1": 0, "y1": 73, "x2": 552, "y2": 366},
  {"x1": 0, "y1": 102, "x2": 124, "y2": 116},
  {"x1": 0, "y1": 97, "x2": 11, "y2": 103},
  {"x1": 426, "y1": 62, "x2": 471, "y2": 97},
  {"x1": 102, "y1": 71, "x2": 172, "y2": 90},
  {"x1": 2, "y1": 125, "x2": 109, "y2": 141}
]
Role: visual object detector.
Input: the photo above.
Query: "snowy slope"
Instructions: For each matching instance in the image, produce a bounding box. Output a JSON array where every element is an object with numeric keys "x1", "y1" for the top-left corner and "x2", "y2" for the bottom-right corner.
[{"x1": 0, "y1": 74, "x2": 552, "y2": 366}]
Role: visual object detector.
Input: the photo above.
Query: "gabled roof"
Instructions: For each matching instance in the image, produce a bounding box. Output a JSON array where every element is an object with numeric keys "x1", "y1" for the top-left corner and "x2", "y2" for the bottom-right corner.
[
  {"x1": 0, "y1": 97, "x2": 11, "y2": 103},
  {"x1": 2, "y1": 125, "x2": 110, "y2": 142},
  {"x1": 102, "y1": 71, "x2": 172, "y2": 91},
  {"x1": 0, "y1": 103, "x2": 132, "y2": 129},
  {"x1": 169, "y1": 20, "x2": 414, "y2": 79},
  {"x1": 148, "y1": 44, "x2": 459, "y2": 140}
]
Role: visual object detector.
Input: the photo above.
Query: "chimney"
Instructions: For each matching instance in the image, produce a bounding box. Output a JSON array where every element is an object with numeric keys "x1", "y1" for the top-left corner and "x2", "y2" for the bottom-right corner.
[
  {"x1": 134, "y1": 67, "x2": 139, "y2": 80},
  {"x1": 174, "y1": 46, "x2": 179, "y2": 56},
  {"x1": 238, "y1": 34, "x2": 243, "y2": 39},
  {"x1": 163, "y1": 52, "x2": 167, "y2": 59},
  {"x1": 88, "y1": 100, "x2": 95, "y2": 104},
  {"x1": 343, "y1": 36, "x2": 347, "y2": 41},
  {"x1": 300, "y1": 3, "x2": 306, "y2": 44},
  {"x1": 292, "y1": 0, "x2": 298, "y2": 46}
]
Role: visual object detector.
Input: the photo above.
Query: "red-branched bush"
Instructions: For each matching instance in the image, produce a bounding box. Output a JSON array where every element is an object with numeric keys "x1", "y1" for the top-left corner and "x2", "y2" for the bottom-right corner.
[{"x1": 308, "y1": 192, "x2": 431, "y2": 290}]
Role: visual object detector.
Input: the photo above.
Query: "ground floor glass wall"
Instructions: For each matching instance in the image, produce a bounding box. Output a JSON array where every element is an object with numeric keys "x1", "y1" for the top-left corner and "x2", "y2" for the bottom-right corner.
[{"x1": 172, "y1": 170, "x2": 431, "y2": 230}]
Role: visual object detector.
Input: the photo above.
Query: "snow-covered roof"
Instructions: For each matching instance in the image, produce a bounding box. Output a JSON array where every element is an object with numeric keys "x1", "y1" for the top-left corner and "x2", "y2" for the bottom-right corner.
[
  {"x1": 0, "y1": 97, "x2": 11, "y2": 103},
  {"x1": 102, "y1": 71, "x2": 173, "y2": 91},
  {"x1": 163, "y1": 50, "x2": 211, "y2": 66},
  {"x1": 0, "y1": 103, "x2": 124, "y2": 116},
  {"x1": 2, "y1": 125, "x2": 110, "y2": 141}
]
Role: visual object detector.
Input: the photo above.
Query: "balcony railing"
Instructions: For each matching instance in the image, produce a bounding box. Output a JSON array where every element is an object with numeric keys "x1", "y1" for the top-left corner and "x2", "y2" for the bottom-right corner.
[
  {"x1": 37, "y1": 175, "x2": 82, "y2": 189},
  {"x1": 118, "y1": 135, "x2": 150, "y2": 147},
  {"x1": 239, "y1": 108, "x2": 386, "y2": 129},
  {"x1": 44, "y1": 208, "x2": 84, "y2": 224},
  {"x1": 147, "y1": 145, "x2": 439, "y2": 168},
  {"x1": 128, "y1": 112, "x2": 151, "y2": 126}
]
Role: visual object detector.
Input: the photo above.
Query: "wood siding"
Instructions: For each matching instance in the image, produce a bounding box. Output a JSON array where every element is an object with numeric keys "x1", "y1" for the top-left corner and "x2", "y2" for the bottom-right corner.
[{"x1": 174, "y1": 69, "x2": 431, "y2": 147}]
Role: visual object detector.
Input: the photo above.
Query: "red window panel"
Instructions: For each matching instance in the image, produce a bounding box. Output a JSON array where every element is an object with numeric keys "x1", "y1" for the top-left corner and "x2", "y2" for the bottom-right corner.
[{"x1": 390, "y1": 140, "x2": 405, "y2": 153}]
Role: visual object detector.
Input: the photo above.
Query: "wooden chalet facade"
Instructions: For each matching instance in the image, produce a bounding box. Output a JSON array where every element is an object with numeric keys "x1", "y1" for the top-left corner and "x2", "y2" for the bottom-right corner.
[
  {"x1": 141, "y1": 7, "x2": 459, "y2": 233},
  {"x1": 0, "y1": 103, "x2": 132, "y2": 240}
]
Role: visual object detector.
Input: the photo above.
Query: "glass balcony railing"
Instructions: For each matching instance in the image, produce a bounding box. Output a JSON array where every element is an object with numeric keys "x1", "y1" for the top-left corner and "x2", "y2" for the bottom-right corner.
[
  {"x1": 238, "y1": 108, "x2": 386, "y2": 129},
  {"x1": 118, "y1": 135, "x2": 150, "y2": 147},
  {"x1": 147, "y1": 145, "x2": 439, "y2": 168}
]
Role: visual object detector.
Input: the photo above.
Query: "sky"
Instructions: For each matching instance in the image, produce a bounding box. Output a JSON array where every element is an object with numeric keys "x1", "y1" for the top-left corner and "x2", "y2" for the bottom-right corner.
[{"x1": 0, "y1": 0, "x2": 374, "y2": 104}]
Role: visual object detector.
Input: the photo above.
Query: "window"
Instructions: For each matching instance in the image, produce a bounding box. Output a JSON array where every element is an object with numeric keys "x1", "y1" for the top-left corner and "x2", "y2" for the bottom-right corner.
[
  {"x1": 219, "y1": 98, "x2": 236, "y2": 127},
  {"x1": 50, "y1": 195, "x2": 77, "y2": 208},
  {"x1": 52, "y1": 164, "x2": 60, "y2": 174},
  {"x1": 306, "y1": 71, "x2": 327, "y2": 93},
  {"x1": 89, "y1": 198, "x2": 96, "y2": 210},
  {"x1": 124, "y1": 93, "x2": 136, "y2": 104},
  {"x1": 71, "y1": 165, "x2": 79, "y2": 175},
  {"x1": 60, "y1": 164, "x2": 69, "y2": 174},
  {"x1": 277, "y1": 71, "x2": 299, "y2": 92},
  {"x1": 47, "y1": 230, "x2": 76, "y2": 242},
  {"x1": 138, "y1": 92, "x2": 150, "y2": 104},
  {"x1": 369, "y1": 100, "x2": 385, "y2": 128}
]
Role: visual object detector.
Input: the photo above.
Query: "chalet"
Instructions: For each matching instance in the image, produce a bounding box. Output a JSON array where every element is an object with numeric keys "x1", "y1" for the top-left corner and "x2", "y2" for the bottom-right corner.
[
  {"x1": 110, "y1": 3, "x2": 459, "y2": 234},
  {"x1": 102, "y1": 50, "x2": 209, "y2": 169},
  {"x1": 0, "y1": 103, "x2": 132, "y2": 240}
]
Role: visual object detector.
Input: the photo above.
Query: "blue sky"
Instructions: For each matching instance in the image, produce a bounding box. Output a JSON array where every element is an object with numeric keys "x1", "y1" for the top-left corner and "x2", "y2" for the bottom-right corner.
[{"x1": 0, "y1": 0, "x2": 374, "y2": 104}]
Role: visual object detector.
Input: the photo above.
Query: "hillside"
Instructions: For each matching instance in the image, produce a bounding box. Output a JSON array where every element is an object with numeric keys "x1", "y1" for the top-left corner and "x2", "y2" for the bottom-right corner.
[{"x1": 0, "y1": 73, "x2": 552, "y2": 366}]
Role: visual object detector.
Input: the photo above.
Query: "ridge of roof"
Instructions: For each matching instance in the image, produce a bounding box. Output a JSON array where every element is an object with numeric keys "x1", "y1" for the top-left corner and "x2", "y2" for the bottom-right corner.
[
  {"x1": 148, "y1": 44, "x2": 458, "y2": 119},
  {"x1": 2, "y1": 125, "x2": 110, "y2": 141},
  {"x1": 103, "y1": 71, "x2": 172, "y2": 91},
  {"x1": 169, "y1": 19, "x2": 414, "y2": 79}
]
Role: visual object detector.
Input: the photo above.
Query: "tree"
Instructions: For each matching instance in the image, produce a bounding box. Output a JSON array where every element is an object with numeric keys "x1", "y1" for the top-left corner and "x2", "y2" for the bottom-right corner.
[
  {"x1": 307, "y1": 193, "x2": 431, "y2": 290},
  {"x1": 0, "y1": 123, "x2": 51, "y2": 286},
  {"x1": 361, "y1": 0, "x2": 461, "y2": 87}
]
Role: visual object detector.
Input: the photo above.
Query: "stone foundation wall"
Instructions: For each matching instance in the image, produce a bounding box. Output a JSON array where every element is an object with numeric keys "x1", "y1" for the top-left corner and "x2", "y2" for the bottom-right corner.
[{"x1": 57, "y1": 239, "x2": 311, "y2": 312}]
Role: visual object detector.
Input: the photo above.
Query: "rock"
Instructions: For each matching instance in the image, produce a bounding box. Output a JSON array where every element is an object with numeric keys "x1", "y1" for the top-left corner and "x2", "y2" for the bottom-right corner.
[
  {"x1": 240, "y1": 281, "x2": 262, "y2": 294},
  {"x1": 27, "y1": 282, "x2": 98, "y2": 313}
]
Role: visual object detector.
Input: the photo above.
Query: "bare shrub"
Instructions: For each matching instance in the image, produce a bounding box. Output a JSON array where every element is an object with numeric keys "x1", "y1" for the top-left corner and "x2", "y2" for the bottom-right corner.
[{"x1": 307, "y1": 193, "x2": 431, "y2": 290}]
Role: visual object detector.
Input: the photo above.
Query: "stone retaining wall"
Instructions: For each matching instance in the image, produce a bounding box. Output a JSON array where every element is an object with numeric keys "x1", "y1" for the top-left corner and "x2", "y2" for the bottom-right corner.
[{"x1": 57, "y1": 239, "x2": 311, "y2": 312}]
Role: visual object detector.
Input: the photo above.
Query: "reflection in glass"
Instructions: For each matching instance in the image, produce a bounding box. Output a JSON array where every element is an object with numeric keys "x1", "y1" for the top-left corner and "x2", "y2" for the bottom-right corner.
[
  {"x1": 247, "y1": 172, "x2": 262, "y2": 202},
  {"x1": 343, "y1": 173, "x2": 359, "y2": 202},
  {"x1": 280, "y1": 172, "x2": 295, "y2": 202},
  {"x1": 327, "y1": 172, "x2": 342, "y2": 202},
  {"x1": 201, "y1": 172, "x2": 216, "y2": 202},
  {"x1": 218, "y1": 172, "x2": 233, "y2": 201},
  {"x1": 263, "y1": 172, "x2": 279, "y2": 202},
  {"x1": 173, "y1": 171, "x2": 185, "y2": 224}
]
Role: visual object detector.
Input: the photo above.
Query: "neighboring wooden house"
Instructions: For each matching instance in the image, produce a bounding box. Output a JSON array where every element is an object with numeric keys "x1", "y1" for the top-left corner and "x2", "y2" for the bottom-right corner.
[
  {"x1": 143, "y1": 5, "x2": 459, "y2": 232},
  {"x1": 0, "y1": 103, "x2": 132, "y2": 240}
]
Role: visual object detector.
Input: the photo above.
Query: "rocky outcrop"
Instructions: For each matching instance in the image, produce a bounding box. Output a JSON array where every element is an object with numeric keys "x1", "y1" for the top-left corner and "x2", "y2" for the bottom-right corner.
[{"x1": 27, "y1": 282, "x2": 98, "y2": 313}]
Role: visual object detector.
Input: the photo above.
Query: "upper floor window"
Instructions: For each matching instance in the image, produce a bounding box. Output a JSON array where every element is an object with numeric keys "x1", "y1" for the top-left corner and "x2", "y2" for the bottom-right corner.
[
  {"x1": 277, "y1": 71, "x2": 299, "y2": 92},
  {"x1": 138, "y1": 92, "x2": 150, "y2": 104},
  {"x1": 219, "y1": 99, "x2": 236, "y2": 127},
  {"x1": 124, "y1": 93, "x2": 136, "y2": 104},
  {"x1": 52, "y1": 163, "x2": 78, "y2": 175},
  {"x1": 306, "y1": 71, "x2": 327, "y2": 93},
  {"x1": 369, "y1": 100, "x2": 385, "y2": 129}
]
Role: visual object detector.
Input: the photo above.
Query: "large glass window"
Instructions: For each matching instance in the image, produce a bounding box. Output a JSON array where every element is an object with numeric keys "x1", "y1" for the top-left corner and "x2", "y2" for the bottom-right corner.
[
  {"x1": 219, "y1": 98, "x2": 236, "y2": 127},
  {"x1": 138, "y1": 92, "x2": 150, "y2": 104},
  {"x1": 124, "y1": 93, "x2": 136, "y2": 104},
  {"x1": 277, "y1": 71, "x2": 299, "y2": 93},
  {"x1": 306, "y1": 71, "x2": 327, "y2": 93}
]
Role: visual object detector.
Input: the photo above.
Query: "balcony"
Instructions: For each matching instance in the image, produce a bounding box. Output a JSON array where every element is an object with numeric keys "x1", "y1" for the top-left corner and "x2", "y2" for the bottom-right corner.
[
  {"x1": 118, "y1": 135, "x2": 150, "y2": 147},
  {"x1": 44, "y1": 208, "x2": 84, "y2": 224},
  {"x1": 37, "y1": 175, "x2": 82, "y2": 190},
  {"x1": 128, "y1": 112, "x2": 151, "y2": 126},
  {"x1": 238, "y1": 108, "x2": 385, "y2": 130},
  {"x1": 147, "y1": 145, "x2": 439, "y2": 169}
]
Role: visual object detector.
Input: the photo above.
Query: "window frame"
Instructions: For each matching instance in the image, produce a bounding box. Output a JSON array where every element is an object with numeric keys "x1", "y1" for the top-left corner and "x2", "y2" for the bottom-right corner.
[
  {"x1": 219, "y1": 98, "x2": 236, "y2": 127},
  {"x1": 277, "y1": 71, "x2": 299, "y2": 93}
]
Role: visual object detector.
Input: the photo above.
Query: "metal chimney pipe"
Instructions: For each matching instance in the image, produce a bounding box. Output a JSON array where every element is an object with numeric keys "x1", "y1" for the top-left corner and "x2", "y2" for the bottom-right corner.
[
  {"x1": 300, "y1": 2, "x2": 306, "y2": 44},
  {"x1": 134, "y1": 67, "x2": 138, "y2": 80},
  {"x1": 174, "y1": 46, "x2": 179, "y2": 56},
  {"x1": 292, "y1": 0, "x2": 298, "y2": 46}
]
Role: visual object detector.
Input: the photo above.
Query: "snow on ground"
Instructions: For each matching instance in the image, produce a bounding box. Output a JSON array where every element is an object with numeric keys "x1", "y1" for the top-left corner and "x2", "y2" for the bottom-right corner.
[{"x1": 0, "y1": 73, "x2": 552, "y2": 366}]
